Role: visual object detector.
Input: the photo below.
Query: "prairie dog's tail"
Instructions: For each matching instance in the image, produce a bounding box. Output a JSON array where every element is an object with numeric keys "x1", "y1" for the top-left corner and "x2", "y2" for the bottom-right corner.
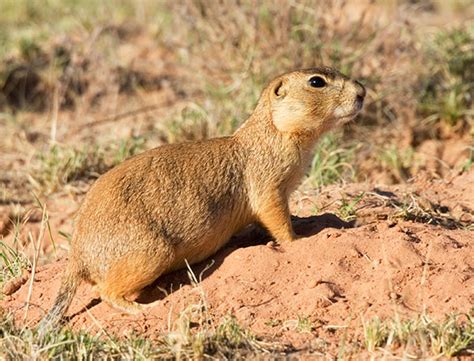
[{"x1": 37, "y1": 263, "x2": 82, "y2": 338}]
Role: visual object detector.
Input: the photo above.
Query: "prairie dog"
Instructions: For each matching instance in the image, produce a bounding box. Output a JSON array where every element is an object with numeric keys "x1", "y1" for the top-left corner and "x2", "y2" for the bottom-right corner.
[{"x1": 39, "y1": 67, "x2": 365, "y2": 330}]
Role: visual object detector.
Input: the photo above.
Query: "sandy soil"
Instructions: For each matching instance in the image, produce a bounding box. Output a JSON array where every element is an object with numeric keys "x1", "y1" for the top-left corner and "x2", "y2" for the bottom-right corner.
[{"x1": 1, "y1": 170, "x2": 473, "y2": 354}]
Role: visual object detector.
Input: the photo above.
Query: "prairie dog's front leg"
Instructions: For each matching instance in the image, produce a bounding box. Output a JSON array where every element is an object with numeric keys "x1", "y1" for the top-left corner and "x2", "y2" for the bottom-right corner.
[{"x1": 256, "y1": 191, "x2": 296, "y2": 243}]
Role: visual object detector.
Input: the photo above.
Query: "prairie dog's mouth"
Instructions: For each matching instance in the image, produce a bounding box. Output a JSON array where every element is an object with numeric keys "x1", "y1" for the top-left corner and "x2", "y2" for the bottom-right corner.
[
  {"x1": 333, "y1": 104, "x2": 362, "y2": 125},
  {"x1": 334, "y1": 96, "x2": 364, "y2": 125},
  {"x1": 336, "y1": 112, "x2": 359, "y2": 125}
]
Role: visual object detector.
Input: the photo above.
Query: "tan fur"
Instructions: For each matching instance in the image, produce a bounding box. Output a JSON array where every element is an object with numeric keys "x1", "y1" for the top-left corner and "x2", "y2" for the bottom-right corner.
[{"x1": 38, "y1": 67, "x2": 365, "y2": 331}]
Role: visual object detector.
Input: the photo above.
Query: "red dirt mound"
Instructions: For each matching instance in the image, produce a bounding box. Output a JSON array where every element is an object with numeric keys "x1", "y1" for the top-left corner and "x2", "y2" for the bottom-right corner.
[{"x1": 1, "y1": 171, "x2": 473, "y2": 351}]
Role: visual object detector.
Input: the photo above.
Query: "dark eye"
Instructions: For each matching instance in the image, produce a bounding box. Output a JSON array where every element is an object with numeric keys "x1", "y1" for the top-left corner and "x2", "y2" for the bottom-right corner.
[{"x1": 309, "y1": 76, "x2": 326, "y2": 88}]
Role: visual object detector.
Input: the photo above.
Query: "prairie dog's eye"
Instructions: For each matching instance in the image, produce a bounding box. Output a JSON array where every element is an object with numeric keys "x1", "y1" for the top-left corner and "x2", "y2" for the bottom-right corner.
[{"x1": 309, "y1": 76, "x2": 326, "y2": 88}]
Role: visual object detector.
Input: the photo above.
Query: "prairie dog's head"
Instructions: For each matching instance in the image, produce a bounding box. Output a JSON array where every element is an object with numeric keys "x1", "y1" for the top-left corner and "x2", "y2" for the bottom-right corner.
[{"x1": 267, "y1": 67, "x2": 365, "y2": 135}]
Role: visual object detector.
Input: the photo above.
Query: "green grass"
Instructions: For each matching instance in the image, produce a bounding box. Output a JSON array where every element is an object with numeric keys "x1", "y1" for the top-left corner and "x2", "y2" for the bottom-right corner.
[
  {"x1": 0, "y1": 240, "x2": 30, "y2": 289},
  {"x1": 281, "y1": 315, "x2": 315, "y2": 334},
  {"x1": 2, "y1": 310, "x2": 471, "y2": 359},
  {"x1": 305, "y1": 134, "x2": 356, "y2": 188},
  {"x1": 337, "y1": 192, "x2": 365, "y2": 222},
  {"x1": 0, "y1": 0, "x2": 165, "y2": 58},
  {"x1": 295, "y1": 316, "x2": 314, "y2": 334},
  {"x1": 378, "y1": 145, "x2": 418, "y2": 182},
  {"x1": 0, "y1": 0, "x2": 168, "y2": 111},
  {"x1": 461, "y1": 145, "x2": 474, "y2": 173},
  {"x1": 0, "y1": 313, "x2": 285, "y2": 360},
  {"x1": 418, "y1": 25, "x2": 474, "y2": 127},
  {"x1": 28, "y1": 136, "x2": 145, "y2": 194},
  {"x1": 1, "y1": 1, "x2": 473, "y2": 186},
  {"x1": 0, "y1": 205, "x2": 41, "y2": 291},
  {"x1": 363, "y1": 312, "x2": 474, "y2": 357}
]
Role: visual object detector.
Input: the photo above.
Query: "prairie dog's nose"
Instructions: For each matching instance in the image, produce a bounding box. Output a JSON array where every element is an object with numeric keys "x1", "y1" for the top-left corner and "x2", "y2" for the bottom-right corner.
[{"x1": 354, "y1": 80, "x2": 366, "y2": 99}]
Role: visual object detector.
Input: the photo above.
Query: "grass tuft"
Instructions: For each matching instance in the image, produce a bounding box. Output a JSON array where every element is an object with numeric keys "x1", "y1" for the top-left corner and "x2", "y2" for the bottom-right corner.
[
  {"x1": 305, "y1": 134, "x2": 356, "y2": 188},
  {"x1": 28, "y1": 136, "x2": 145, "y2": 194},
  {"x1": 363, "y1": 312, "x2": 474, "y2": 357},
  {"x1": 388, "y1": 192, "x2": 473, "y2": 230},
  {"x1": 337, "y1": 192, "x2": 365, "y2": 222},
  {"x1": 378, "y1": 145, "x2": 418, "y2": 183},
  {"x1": 0, "y1": 240, "x2": 30, "y2": 289},
  {"x1": 418, "y1": 25, "x2": 474, "y2": 128}
]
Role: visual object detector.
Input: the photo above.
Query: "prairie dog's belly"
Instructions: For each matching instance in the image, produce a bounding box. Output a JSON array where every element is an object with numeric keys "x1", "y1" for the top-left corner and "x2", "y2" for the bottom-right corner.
[
  {"x1": 168, "y1": 230, "x2": 232, "y2": 271},
  {"x1": 172, "y1": 215, "x2": 248, "y2": 270},
  {"x1": 168, "y1": 205, "x2": 252, "y2": 271}
]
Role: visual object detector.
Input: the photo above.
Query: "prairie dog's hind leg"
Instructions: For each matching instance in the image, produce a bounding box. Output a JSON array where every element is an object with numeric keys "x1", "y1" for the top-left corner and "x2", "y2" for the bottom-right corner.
[
  {"x1": 100, "y1": 293, "x2": 146, "y2": 314},
  {"x1": 96, "y1": 244, "x2": 175, "y2": 313},
  {"x1": 98, "y1": 270, "x2": 164, "y2": 314}
]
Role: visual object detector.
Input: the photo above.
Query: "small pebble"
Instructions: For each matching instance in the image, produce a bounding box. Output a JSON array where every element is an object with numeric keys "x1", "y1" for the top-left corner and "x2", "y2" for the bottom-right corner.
[
  {"x1": 386, "y1": 220, "x2": 398, "y2": 228},
  {"x1": 367, "y1": 225, "x2": 377, "y2": 232},
  {"x1": 389, "y1": 292, "x2": 399, "y2": 300}
]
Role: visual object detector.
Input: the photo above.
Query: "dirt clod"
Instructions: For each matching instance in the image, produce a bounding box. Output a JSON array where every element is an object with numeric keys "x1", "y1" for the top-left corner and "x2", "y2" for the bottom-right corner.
[{"x1": 2, "y1": 270, "x2": 29, "y2": 296}]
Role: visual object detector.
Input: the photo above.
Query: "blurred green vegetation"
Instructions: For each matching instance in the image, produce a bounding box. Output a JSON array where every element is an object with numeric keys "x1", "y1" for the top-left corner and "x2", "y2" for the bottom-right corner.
[
  {"x1": 0, "y1": 0, "x2": 473, "y2": 191},
  {"x1": 29, "y1": 136, "x2": 145, "y2": 194},
  {"x1": 418, "y1": 25, "x2": 474, "y2": 126}
]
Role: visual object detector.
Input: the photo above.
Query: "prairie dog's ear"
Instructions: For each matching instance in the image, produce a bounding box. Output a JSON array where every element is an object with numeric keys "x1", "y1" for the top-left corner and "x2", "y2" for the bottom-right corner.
[{"x1": 272, "y1": 79, "x2": 288, "y2": 99}]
